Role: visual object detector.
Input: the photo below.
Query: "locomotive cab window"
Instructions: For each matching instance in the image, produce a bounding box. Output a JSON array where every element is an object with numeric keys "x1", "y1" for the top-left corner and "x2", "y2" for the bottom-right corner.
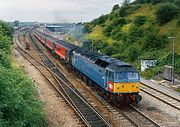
[
  {"x1": 115, "y1": 72, "x2": 126, "y2": 82},
  {"x1": 128, "y1": 72, "x2": 139, "y2": 80}
]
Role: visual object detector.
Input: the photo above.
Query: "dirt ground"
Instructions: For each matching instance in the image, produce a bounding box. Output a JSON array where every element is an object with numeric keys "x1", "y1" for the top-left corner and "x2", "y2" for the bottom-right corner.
[{"x1": 13, "y1": 48, "x2": 83, "y2": 127}]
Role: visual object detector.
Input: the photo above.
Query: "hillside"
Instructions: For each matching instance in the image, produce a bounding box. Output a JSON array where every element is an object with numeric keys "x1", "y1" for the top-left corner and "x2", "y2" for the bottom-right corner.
[{"x1": 83, "y1": 0, "x2": 180, "y2": 78}]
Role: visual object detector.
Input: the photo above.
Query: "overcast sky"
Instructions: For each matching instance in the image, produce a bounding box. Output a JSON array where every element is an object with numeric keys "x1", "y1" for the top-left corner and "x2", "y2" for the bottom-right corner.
[{"x1": 0, "y1": 0, "x2": 128, "y2": 23}]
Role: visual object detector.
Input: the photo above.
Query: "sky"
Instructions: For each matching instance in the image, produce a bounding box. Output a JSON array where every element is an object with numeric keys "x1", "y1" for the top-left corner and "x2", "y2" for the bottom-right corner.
[{"x1": 0, "y1": 0, "x2": 126, "y2": 23}]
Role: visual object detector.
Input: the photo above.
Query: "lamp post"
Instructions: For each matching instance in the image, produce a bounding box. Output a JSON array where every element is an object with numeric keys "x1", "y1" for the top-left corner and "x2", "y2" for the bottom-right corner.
[{"x1": 168, "y1": 36, "x2": 175, "y2": 84}]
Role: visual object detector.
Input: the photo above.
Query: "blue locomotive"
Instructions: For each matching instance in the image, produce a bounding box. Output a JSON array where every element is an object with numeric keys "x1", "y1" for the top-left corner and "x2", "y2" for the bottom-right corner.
[{"x1": 33, "y1": 30, "x2": 142, "y2": 105}]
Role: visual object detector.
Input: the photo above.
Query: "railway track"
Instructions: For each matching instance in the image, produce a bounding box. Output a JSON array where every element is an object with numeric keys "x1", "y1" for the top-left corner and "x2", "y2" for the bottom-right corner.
[
  {"x1": 86, "y1": 89, "x2": 161, "y2": 127},
  {"x1": 140, "y1": 82, "x2": 180, "y2": 111},
  {"x1": 25, "y1": 31, "x2": 111, "y2": 127},
  {"x1": 28, "y1": 31, "x2": 162, "y2": 127},
  {"x1": 14, "y1": 35, "x2": 86, "y2": 127}
]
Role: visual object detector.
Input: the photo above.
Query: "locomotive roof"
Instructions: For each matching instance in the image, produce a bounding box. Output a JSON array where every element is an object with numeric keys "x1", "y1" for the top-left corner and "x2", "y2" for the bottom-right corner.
[
  {"x1": 74, "y1": 48, "x2": 104, "y2": 62},
  {"x1": 74, "y1": 48, "x2": 136, "y2": 72}
]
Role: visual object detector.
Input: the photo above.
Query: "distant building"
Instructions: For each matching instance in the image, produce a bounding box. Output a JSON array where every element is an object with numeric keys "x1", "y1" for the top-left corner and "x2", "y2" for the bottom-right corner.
[{"x1": 45, "y1": 23, "x2": 76, "y2": 33}]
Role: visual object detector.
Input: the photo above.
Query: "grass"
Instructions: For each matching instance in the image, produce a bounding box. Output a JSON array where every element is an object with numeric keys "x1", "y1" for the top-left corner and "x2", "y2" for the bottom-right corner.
[
  {"x1": 88, "y1": 26, "x2": 106, "y2": 40},
  {"x1": 122, "y1": 23, "x2": 132, "y2": 33},
  {"x1": 127, "y1": 4, "x2": 156, "y2": 20},
  {"x1": 175, "y1": 88, "x2": 180, "y2": 93}
]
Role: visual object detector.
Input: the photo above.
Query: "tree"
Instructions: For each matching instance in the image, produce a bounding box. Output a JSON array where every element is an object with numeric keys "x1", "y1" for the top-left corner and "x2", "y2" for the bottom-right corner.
[
  {"x1": 155, "y1": 3, "x2": 179, "y2": 25},
  {"x1": 0, "y1": 69, "x2": 47, "y2": 127},
  {"x1": 144, "y1": 32, "x2": 167, "y2": 49},
  {"x1": 103, "y1": 25, "x2": 114, "y2": 37},
  {"x1": 112, "y1": 18, "x2": 127, "y2": 26},
  {"x1": 112, "y1": 4, "x2": 120, "y2": 11},
  {"x1": 83, "y1": 23, "x2": 92, "y2": 33},
  {"x1": 123, "y1": 0, "x2": 130, "y2": 6},
  {"x1": 134, "y1": 16, "x2": 147, "y2": 26},
  {"x1": 119, "y1": 6, "x2": 127, "y2": 17},
  {"x1": 0, "y1": 21, "x2": 13, "y2": 37}
]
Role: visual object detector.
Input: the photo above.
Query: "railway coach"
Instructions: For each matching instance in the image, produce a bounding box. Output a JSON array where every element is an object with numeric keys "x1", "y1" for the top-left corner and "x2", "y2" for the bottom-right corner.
[{"x1": 34, "y1": 30, "x2": 78, "y2": 63}]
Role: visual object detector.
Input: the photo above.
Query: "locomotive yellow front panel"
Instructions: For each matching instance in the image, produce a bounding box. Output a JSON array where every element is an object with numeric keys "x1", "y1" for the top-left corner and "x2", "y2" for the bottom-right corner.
[{"x1": 113, "y1": 82, "x2": 140, "y2": 93}]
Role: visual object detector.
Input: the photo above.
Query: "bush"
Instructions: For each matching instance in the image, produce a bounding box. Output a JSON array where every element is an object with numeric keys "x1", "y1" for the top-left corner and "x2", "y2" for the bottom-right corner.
[
  {"x1": 119, "y1": 6, "x2": 128, "y2": 17},
  {"x1": 83, "y1": 23, "x2": 92, "y2": 33},
  {"x1": 141, "y1": 67, "x2": 162, "y2": 79},
  {"x1": 128, "y1": 48, "x2": 139, "y2": 62},
  {"x1": 0, "y1": 20, "x2": 47, "y2": 127},
  {"x1": 0, "y1": 35, "x2": 12, "y2": 54},
  {"x1": 103, "y1": 25, "x2": 114, "y2": 37},
  {"x1": 112, "y1": 18, "x2": 127, "y2": 27},
  {"x1": 134, "y1": 0, "x2": 169, "y2": 4},
  {"x1": 174, "y1": 0, "x2": 180, "y2": 7},
  {"x1": 112, "y1": 31, "x2": 123, "y2": 40},
  {"x1": 155, "y1": 3, "x2": 179, "y2": 25},
  {"x1": 112, "y1": 4, "x2": 120, "y2": 11},
  {"x1": 0, "y1": 68, "x2": 47, "y2": 127},
  {"x1": 177, "y1": 17, "x2": 180, "y2": 26},
  {"x1": 0, "y1": 51, "x2": 11, "y2": 68},
  {"x1": 0, "y1": 21, "x2": 13, "y2": 37},
  {"x1": 91, "y1": 15, "x2": 108, "y2": 25},
  {"x1": 108, "y1": 13, "x2": 114, "y2": 21},
  {"x1": 134, "y1": 16, "x2": 147, "y2": 26},
  {"x1": 129, "y1": 26, "x2": 144, "y2": 38},
  {"x1": 144, "y1": 32, "x2": 167, "y2": 49}
]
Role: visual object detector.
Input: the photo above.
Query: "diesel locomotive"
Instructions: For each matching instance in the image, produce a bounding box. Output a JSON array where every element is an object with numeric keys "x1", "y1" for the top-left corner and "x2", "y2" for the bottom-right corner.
[{"x1": 32, "y1": 30, "x2": 142, "y2": 105}]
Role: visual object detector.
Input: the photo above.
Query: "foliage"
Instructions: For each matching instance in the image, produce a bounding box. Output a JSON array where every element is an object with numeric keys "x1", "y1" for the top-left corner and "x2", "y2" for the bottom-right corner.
[
  {"x1": 112, "y1": 4, "x2": 120, "y2": 11},
  {"x1": 0, "y1": 51, "x2": 11, "y2": 69},
  {"x1": 119, "y1": 6, "x2": 129, "y2": 17},
  {"x1": 177, "y1": 17, "x2": 180, "y2": 26},
  {"x1": 141, "y1": 67, "x2": 162, "y2": 79},
  {"x1": 84, "y1": 1, "x2": 180, "y2": 78},
  {"x1": 0, "y1": 35, "x2": 12, "y2": 54},
  {"x1": 129, "y1": 26, "x2": 144, "y2": 38},
  {"x1": 0, "y1": 68, "x2": 47, "y2": 127},
  {"x1": 128, "y1": 47, "x2": 139, "y2": 62},
  {"x1": 112, "y1": 18, "x2": 127, "y2": 27},
  {"x1": 103, "y1": 25, "x2": 114, "y2": 37},
  {"x1": 83, "y1": 23, "x2": 92, "y2": 33},
  {"x1": 134, "y1": 0, "x2": 173, "y2": 4},
  {"x1": 0, "y1": 20, "x2": 47, "y2": 127},
  {"x1": 174, "y1": 0, "x2": 180, "y2": 7},
  {"x1": 134, "y1": 16, "x2": 147, "y2": 26},
  {"x1": 155, "y1": 3, "x2": 179, "y2": 25},
  {"x1": 144, "y1": 31, "x2": 168, "y2": 49},
  {"x1": 91, "y1": 15, "x2": 108, "y2": 25},
  {"x1": 175, "y1": 88, "x2": 180, "y2": 93},
  {"x1": 0, "y1": 21, "x2": 13, "y2": 38}
]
